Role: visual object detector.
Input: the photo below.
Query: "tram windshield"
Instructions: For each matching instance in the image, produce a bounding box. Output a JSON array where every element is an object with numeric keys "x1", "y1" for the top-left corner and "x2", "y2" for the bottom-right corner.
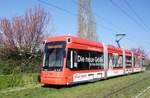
[{"x1": 43, "y1": 41, "x2": 66, "y2": 71}]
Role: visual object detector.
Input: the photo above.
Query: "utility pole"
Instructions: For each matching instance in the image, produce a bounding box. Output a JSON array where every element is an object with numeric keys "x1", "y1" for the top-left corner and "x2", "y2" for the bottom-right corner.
[{"x1": 78, "y1": 0, "x2": 98, "y2": 41}]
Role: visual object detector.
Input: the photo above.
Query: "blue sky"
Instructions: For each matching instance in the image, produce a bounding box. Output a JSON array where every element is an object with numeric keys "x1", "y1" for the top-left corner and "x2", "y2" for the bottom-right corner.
[{"x1": 0, "y1": 0, "x2": 150, "y2": 57}]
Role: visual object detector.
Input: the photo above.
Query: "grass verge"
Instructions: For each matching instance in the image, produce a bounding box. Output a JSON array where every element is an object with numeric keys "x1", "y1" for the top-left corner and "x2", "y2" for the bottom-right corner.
[
  {"x1": 0, "y1": 73, "x2": 39, "y2": 90},
  {"x1": 0, "y1": 71, "x2": 150, "y2": 98}
]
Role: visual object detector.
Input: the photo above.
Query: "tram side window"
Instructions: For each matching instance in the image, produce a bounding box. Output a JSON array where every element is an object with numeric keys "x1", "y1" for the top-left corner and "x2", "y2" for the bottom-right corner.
[
  {"x1": 66, "y1": 49, "x2": 71, "y2": 68},
  {"x1": 134, "y1": 56, "x2": 136, "y2": 67},
  {"x1": 76, "y1": 50, "x2": 90, "y2": 70},
  {"x1": 134, "y1": 56, "x2": 140, "y2": 67},
  {"x1": 125, "y1": 56, "x2": 132, "y2": 67},
  {"x1": 89, "y1": 51, "x2": 104, "y2": 69},
  {"x1": 108, "y1": 54, "x2": 113, "y2": 69},
  {"x1": 108, "y1": 54, "x2": 123, "y2": 68},
  {"x1": 142, "y1": 58, "x2": 145, "y2": 66},
  {"x1": 66, "y1": 49, "x2": 104, "y2": 70},
  {"x1": 117, "y1": 55, "x2": 123, "y2": 68},
  {"x1": 66, "y1": 49, "x2": 80, "y2": 70}
]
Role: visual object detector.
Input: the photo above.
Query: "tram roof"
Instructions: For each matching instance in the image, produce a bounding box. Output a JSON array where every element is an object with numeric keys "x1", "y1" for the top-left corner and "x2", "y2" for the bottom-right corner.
[{"x1": 46, "y1": 35, "x2": 103, "y2": 48}]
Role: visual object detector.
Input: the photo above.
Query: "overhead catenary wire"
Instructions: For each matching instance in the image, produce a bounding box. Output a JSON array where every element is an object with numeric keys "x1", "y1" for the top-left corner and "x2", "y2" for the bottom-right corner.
[
  {"x1": 38, "y1": 0, "x2": 120, "y2": 33},
  {"x1": 124, "y1": 0, "x2": 150, "y2": 31},
  {"x1": 38, "y1": 0, "x2": 142, "y2": 38},
  {"x1": 109, "y1": 0, "x2": 150, "y2": 54},
  {"x1": 72, "y1": 0, "x2": 123, "y2": 33},
  {"x1": 109, "y1": 0, "x2": 149, "y2": 34},
  {"x1": 73, "y1": 0, "x2": 150, "y2": 44},
  {"x1": 125, "y1": 37, "x2": 150, "y2": 56},
  {"x1": 72, "y1": 0, "x2": 150, "y2": 46},
  {"x1": 38, "y1": 0, "x2": 77, "y2": 16},
  {"x1": 38, "y1": 0, "x2": 150, "y2": 54},
  {"x1": 71, "y1": 0, "x2": 150, "y2": 50}
]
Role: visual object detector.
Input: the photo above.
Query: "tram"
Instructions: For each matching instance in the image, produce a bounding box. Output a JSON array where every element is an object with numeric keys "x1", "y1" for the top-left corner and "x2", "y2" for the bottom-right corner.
[{"x1": 40, "y1": 35, "x2": 145, "y2": 85}]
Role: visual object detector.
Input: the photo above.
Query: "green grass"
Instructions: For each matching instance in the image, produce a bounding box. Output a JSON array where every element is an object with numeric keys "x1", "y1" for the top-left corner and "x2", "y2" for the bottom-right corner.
[
  {"x1": 0, "y1": 73, "x2": 39, "y2": 89},
  {"x1": 139, "y1": 88, "x2": 150, "y2": 98},
  {"x1": 0, "y1": 71, "x2": 150, "y2": 98}
]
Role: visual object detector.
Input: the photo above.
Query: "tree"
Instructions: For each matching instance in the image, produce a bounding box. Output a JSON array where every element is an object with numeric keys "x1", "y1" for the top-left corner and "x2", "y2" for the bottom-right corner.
[
  {"x1": 131, "y1": 47, "x2": 147, "y2": 58},
  {"x1": 0, "y1": 6, "x2": 51, "y2": 53},
  {"x1": 78, "y1": 0, "x2": 98, "y2": 41},
  {"x1": 131, "y1": 47, "x2": 150, "y2": 66}
]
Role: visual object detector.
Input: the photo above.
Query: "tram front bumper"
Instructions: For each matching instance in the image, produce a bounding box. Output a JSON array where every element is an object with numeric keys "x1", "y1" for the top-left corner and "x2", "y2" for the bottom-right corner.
[{"x1": 40, "y1": 71, "x2": 68, "y2": 85}]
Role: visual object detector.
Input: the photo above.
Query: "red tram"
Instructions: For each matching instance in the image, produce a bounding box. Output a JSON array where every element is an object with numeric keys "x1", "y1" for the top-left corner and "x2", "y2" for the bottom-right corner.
[{"x1": 40, "y1": 35, "x2": 145, "y2": 85}]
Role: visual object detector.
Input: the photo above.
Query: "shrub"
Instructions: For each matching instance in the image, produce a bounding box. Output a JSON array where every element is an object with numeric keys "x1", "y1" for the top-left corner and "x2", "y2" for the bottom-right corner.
[{"x1": 0, "y1": 46, "x2": 42, "y2": 75}]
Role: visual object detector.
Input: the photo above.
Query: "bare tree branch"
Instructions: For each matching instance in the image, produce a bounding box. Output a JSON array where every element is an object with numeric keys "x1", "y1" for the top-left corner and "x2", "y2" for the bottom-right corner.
[
  {"x1": 0, "y1": 6, "x2": 51, "y2": 53},
  {"x1": 131, "y1": 47, "x2": 148, "y2": 58}
]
